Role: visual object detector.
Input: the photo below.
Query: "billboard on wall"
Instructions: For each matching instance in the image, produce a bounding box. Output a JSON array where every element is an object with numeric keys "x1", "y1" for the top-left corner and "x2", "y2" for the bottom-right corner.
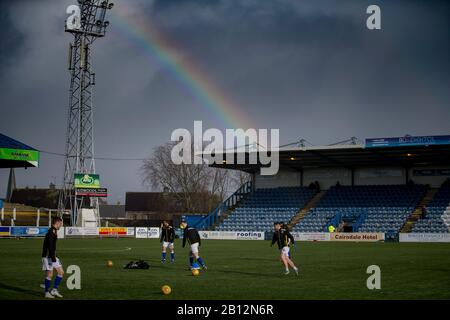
[
  {"x1": 199, "y1": 231, "x2": 264, "y2": 240},
  {"x1": 99, "y1": 227, "x2": 127, "y2": 236},
  {"x1": 292, "y1": 232, "x2": 330, "y2": 241},
  {"x1": 66, "y1": 227, "x2": 99, "y2": 236},
  {"x1": 10, "y1": 227, "x2": 49, "y2": 236},
  {"x1": 148, "y1": 227, "x2": 160, "y2": 238},
  {"x1": 235, "y1": 231, "x2": 264, "y2": 240},
  {"x1": 399, "y1": 233, "x2": 450, "y2": 243},
  {"x1": 135, "y1": 227, "x2": 160, "y2": 238},
  {"x1": 329, "y1": 233, "x2": 384, "y2": 242},
  {"x1": 1, "y1": 227, "x2": 64, "y2": 237},
  {"x1": 136, "y1": 227, "x2": 148, "y2": 238}
]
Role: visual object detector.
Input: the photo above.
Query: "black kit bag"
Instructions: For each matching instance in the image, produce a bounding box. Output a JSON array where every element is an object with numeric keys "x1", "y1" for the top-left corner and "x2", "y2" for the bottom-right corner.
[{"x1": 124, "y1": 260, "x2": 150, "y2": 269}]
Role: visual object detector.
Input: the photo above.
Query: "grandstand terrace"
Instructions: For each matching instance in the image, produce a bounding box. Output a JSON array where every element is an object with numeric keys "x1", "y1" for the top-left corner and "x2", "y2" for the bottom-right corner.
[
  {"x1": 293, "y1": 184, "x2": 426, "y2": 233},
  {"x1": 412, "y1": 181, "x2": 450, "y2": 233},
  {"x1": 217, "y1": 186, "x2": 316, "y2": 232},
  {"x1": 206, "y1": 135, "x2": 450, "y2": 234}
]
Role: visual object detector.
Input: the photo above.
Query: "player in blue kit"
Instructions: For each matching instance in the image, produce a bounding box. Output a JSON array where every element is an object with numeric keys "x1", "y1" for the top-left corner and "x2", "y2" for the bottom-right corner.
[
  {"x1": 41, "y1": 217, "x2": 65, "y2": 298},
  {"x1": 160, "y1": 221, "x2": 176, "y2": 263},
  {"x1": 180, "y1": 221, "x2": 207, "y2": 270}
]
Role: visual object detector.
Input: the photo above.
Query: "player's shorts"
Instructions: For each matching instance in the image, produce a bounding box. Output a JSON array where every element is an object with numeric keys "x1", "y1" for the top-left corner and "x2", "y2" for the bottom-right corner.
[
  {"x1": 281, "y1": 246, "x2": 290, "y2": 256},
  {"x1": 190, "y1": 242, "x2": 199, "y2": 254},
  {"x1": 162, "y1": 241, "x2": 174, "y2": 248},
  {"x1": 42, "y1": 257, "x2": 62, "y2": 271}
]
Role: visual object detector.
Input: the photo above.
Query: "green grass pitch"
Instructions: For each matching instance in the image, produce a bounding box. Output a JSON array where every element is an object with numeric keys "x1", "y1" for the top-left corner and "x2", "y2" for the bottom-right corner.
[{"x1": 0, "y1": 238, "x2": 449, "y2": 300}]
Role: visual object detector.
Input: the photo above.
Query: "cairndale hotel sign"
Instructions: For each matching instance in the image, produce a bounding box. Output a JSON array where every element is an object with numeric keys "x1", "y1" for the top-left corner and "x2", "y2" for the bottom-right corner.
[{"x1": 330, "y1": 233, "x2": 384, "y2": 242}]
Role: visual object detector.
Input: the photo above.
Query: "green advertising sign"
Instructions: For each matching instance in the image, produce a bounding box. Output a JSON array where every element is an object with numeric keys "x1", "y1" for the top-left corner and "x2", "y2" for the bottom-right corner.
[
  {"x1": 0, "y1": 148, "x2": 40, "y2": 167},
  {"x1": 74, "y1": 173, "x2": 100, "y2": 188}
]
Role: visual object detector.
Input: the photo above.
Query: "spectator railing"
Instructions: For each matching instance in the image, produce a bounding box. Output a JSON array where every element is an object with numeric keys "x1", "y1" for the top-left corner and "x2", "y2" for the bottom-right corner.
[{"x1": 194, "y1": 181, "x2": 253, "y2": 230}]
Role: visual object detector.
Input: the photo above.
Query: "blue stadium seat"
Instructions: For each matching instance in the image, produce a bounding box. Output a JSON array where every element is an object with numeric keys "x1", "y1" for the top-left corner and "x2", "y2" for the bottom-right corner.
[
  {"x1": 412, "y1": 185, "x2": 450, "y2": 233},
  {"x1": 216, "y1": 187, "x2": 316, "y2": 232},
  {"x1": 293, "y1": 184, "x2": 427, "y2": 233}
]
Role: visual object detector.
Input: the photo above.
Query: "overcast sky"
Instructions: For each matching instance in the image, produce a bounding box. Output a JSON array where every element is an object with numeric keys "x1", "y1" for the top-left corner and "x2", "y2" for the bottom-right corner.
[{"x1": 0, "y1": 0, "x2": 449, "y2": 203}]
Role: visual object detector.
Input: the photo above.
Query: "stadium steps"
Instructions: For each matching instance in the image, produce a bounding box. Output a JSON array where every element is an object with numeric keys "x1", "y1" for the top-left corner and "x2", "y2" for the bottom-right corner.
[
  {"x1": 288, "y1": 190, "x2": 326, "y2": 229},
  {"x1": 400, "y1": 188, "x2": 439, "y2": 233},
  {"x1": 209, "y1": 193, "x2": 252, "y2": 231}
]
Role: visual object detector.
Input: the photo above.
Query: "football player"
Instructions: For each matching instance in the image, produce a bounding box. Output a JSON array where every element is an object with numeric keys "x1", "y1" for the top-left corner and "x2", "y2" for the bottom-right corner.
[
  {"x1": 271, "y1": 221, "x2": 299, "y2": 275},
  {"x1": 41, "y1": 217, "x2": 65, "y2": 298},
  {"x1": 180, "y1": 221, "x2": 207, "y2": 270},
  {"x1": 160, "y1": 220, "x2": 175, "y2": 263}
]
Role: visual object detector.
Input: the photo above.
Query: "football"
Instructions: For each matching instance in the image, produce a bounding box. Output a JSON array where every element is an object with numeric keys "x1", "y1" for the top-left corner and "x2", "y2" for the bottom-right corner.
[
  {"x1": 192, "y1": 269, "x2": 200, "y2": 276},
  {"x1": 162, "y1": 285, "x2": 172, "y2": 295},
  {"x1": 107, "y1": 260, "x2": 113, "y2": 267}
]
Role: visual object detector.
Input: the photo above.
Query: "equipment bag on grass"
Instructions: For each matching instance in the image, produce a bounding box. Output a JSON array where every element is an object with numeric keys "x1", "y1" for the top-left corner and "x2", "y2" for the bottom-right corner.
[{"x1": 124, "y1": 260, "x2": 150, "y2": 269}]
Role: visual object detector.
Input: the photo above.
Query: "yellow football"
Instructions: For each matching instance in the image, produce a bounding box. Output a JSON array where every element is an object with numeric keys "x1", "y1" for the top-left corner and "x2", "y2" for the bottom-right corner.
[
  {"x1": 107, "y1": 260, "x2": 113, "y2": 267},
  {"x1": 192, "y1": 269, "x2": 200, "y2": 276},
  {"x1": 162, "y1": 285, "x2": 172, "y2": 295}
]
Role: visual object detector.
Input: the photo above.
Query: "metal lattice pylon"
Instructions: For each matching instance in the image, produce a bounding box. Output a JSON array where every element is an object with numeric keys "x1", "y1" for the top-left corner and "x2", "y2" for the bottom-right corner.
[{"x1": 58, "y1": 0, "x2": 113, "y2": 226}]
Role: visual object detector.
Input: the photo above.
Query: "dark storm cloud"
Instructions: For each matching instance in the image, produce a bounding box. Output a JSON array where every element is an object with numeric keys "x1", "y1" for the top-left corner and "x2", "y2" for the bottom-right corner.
[
  {"x1": 0, "y1": 1, "x2": 26, "y2": 68},
  {"x1": 0, "y1": 0, "x2": 448, "y2": 201}
]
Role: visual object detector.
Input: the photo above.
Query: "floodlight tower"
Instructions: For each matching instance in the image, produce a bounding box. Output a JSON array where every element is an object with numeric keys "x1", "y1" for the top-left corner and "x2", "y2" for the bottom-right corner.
[{"x1": 58, "y1": 0, "x2": 114, "y2": 226}]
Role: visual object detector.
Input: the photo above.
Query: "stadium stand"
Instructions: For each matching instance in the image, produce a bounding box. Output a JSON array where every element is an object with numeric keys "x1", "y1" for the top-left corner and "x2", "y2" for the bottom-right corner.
[
  {"x1": 412, "y1": 184, "x2": 450, "y2": 233},
  {"x1": 216, "y1": 187, "x2": 317, "y2": 232},
  {"x1": 292, "y1": 185, "x2": 427, "y2": 233}
]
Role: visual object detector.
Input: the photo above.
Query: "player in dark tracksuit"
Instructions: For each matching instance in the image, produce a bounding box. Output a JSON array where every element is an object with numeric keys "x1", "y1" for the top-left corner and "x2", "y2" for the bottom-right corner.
[
  {"x1": 160, "y1": 221, "x2": 176, "y2": 263},
  {"x1": 180, "y1": 221, "x2": 207, "y2": 270},
  {"x1": 41, "y1": 217, "x2": 65, "y2": 298},
  {"x1": 271, "y1": 222, "x2": 299, "y2": 275}
]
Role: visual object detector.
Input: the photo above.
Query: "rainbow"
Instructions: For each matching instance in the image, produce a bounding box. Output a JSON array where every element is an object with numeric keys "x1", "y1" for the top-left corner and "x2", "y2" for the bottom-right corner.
[{"x1": 109, "y1": 4, "x2": 253, "y2": 129}]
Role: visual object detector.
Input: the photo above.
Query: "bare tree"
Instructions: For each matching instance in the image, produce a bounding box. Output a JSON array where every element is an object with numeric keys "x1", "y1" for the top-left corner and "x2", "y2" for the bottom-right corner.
[
  {"x1": 141, "y1": 142, "x2": 252, "y2": 213},
  {"x1": 141, "y1": 142, "x2": 207, "y2": 212}
]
